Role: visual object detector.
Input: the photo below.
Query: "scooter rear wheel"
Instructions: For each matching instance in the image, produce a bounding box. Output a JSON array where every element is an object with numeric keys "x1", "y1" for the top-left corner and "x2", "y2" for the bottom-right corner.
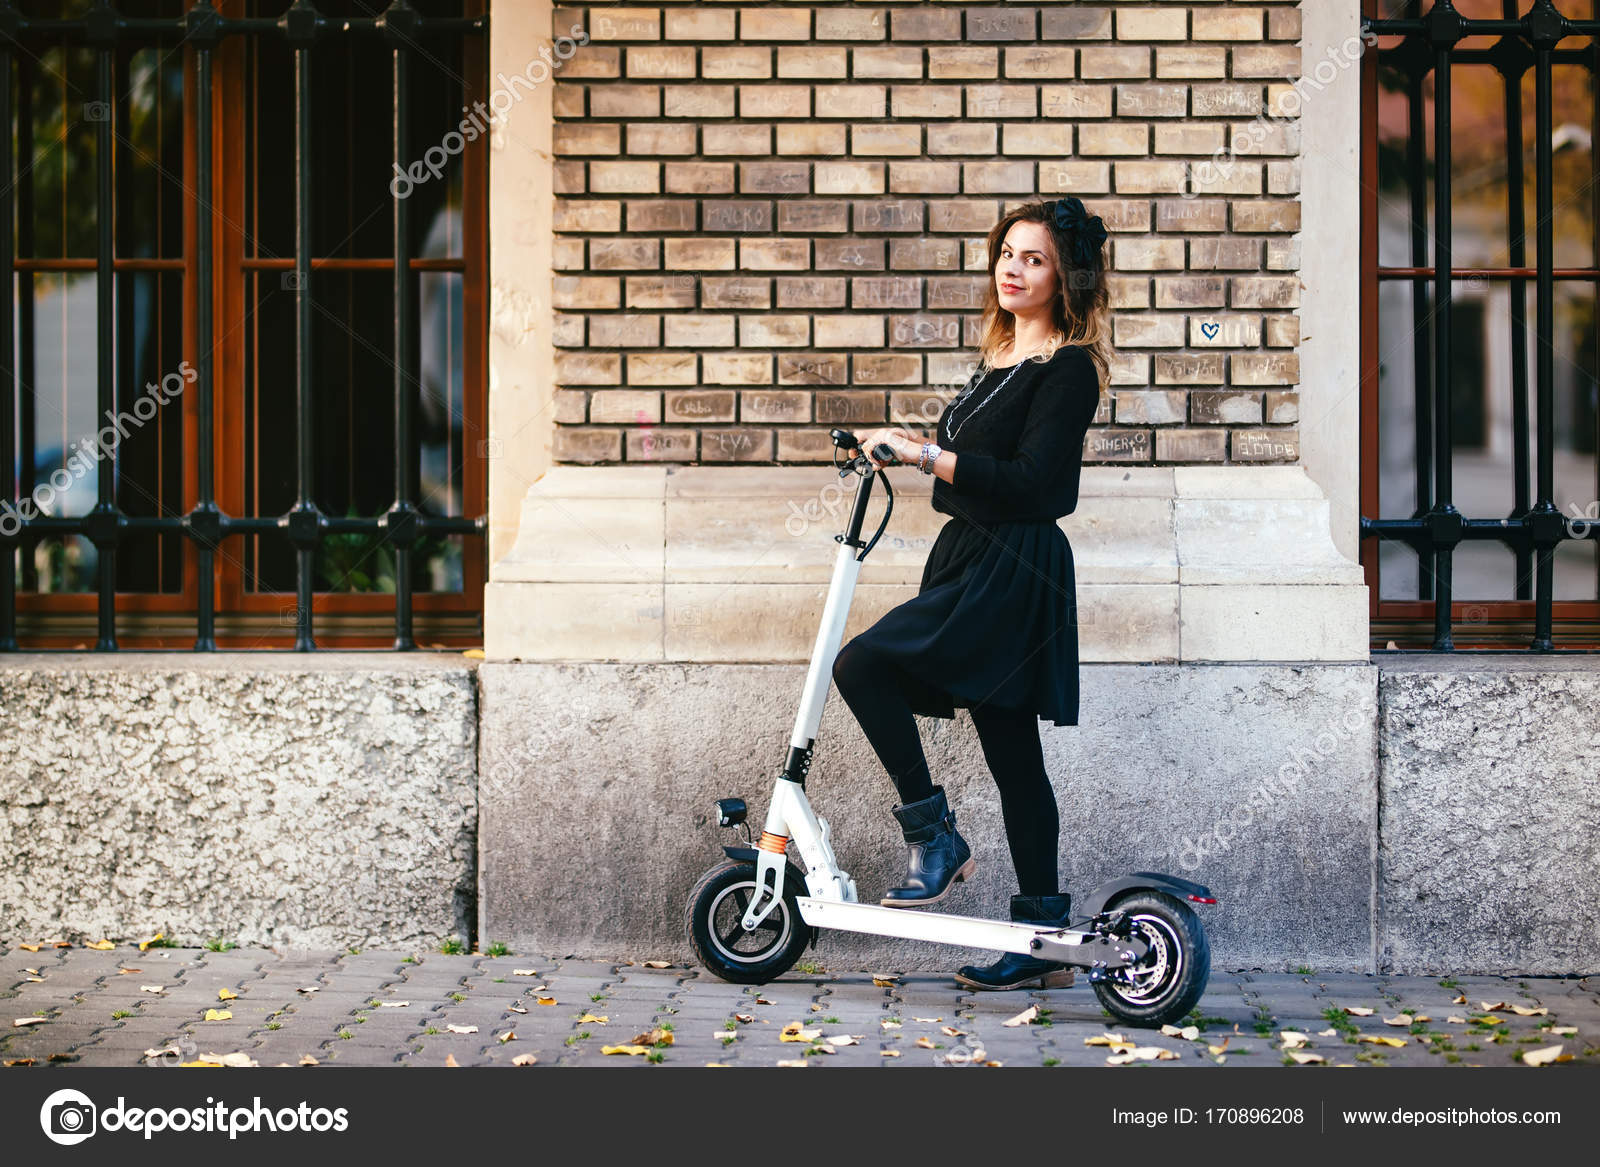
[
  {"x1": 686, "y1": 859, "x2": 812, "y2": 985},
  {"x1": 1090, "y1": 890, "x2": 1211, "y2": 1028}
]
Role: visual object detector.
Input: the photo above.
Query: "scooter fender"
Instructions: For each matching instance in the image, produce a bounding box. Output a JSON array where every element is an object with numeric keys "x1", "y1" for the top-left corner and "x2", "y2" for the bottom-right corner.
[
  {"x1": 722, "y1": 846, "x2": 821, "y2": 950},
  {"x1": 1077, "y1": 870, "x2": 1215, "y2": 919}
]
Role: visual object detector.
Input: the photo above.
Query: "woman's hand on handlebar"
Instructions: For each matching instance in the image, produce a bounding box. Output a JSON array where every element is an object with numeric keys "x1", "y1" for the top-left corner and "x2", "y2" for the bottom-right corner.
[{"x1": 851, "y1": 427, "x2": 920, "y2": 469}]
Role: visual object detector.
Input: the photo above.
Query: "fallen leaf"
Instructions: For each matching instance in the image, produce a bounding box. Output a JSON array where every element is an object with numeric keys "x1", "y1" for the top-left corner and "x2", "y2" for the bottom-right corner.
[
  {"x1": 1509, "y1": 1005, "x2": 1549, "y2": 1017},
  {"x1": 1452, "y1": 993, "x2": 1466, "y2": 1004},
  {"x1": 880, "y1": 1049, "x2": 901, "y2": 1058},
  {"x1": 631, "y1": 1027, "x2": 673, "y2": 1046},
  {"x1": 24, "y1": 977, "x2": 42, "y2": 983},
  {"x1": 641, "y1": 960, "x2": 671, "y2": 969},
  {"x1": 1288, "y1": 1050, "x2": 1326, "y2": 1064},
  {"x1": 1208, "y1": 1036, "x2": 1231, "y2": 1056},
  {"x1": 23, "y1": 968, "x2": 39, "y2": 976},
  {"x1": 86, "y1": 939, "x2": 115, "y2": 951},
  {"x1": 754, "y1": 996, "x2": 774, "y2": 1005},
  {"x1": 871, "y1": 975, "x2": 898, "y2": 987},
  {"x1": 704, "y1": 1061, "x2": 729, "y2": 1068},
  {"x1": 1480, "y1": 1001, "x2": 1509, "y2": 1012},
  {"x1": 1084, "y1": 1033, "x2": 1128, "y2": 1046},
  {"x1": 19, "y1": 944, "x2": 40, "y2": 952},
  {"x1": 298, "y1": 1055, "x2": 319, "y2": 1066},
  {"x1": 202, "y1": 1009, "x2": 232, "y2": 1022},
  {"x1": 508, "y1": 1003, "x2": 527, "y2": 1014},
  {"x1": 1343, "y1": 1006, "x2": 1375, "y2": 1017},
  {"x1": 1382, "y1": 1015, "x2": 1412, "y2": 1027},
  {"x1": 378, "y1": 1001, "x2": 409, "y2": 1008},
  {"x1": 1003, "y1": 1005, "x2": 1039, "y2": 1028},
  {"x1": 914, "y1": 1036, "x2": 936, "y2": 1049},
  {"x1": 4, "y1": 1057, "x2": 35, "y2": 1066},
  {"x1": 511, "y1": 1053, "x2": 538, "y2": 1066},
  {"x1": 180, "y1": 1058, "x2": 223, "y2": 1067},
  {"x1": 1161, "y1": 1023, "x2": 1200, "y2": 1041},
  {"x1": 940, "y1": 1026, "x2": 965, "y2": 1037},
  {"x1": 446, "y1": 1024, "x2": 478, "y2": 1034},
  {"x1": 1467, "y1": 1015, "x2": 1504, "y2": 1026},
  {"x1": 535, "y1": 996, "x2": 557, "y2": 1006},
  {"x1": 140, "y1": 985, "x2": 165, "y2": 994},
  {"x1": 779, "y1": 1023, "x2": 820, "y2": 1043},
  {"x1": 880, "y1": 1020, "x2": 902, "y2": 1030},
  {"x1": 1521, "y1": 1044, "x2": 1566, "y2": 1067},
  {"x1": 297, "y1": 986, "x2": 320, "y2": 995},
  {"x1": 497, "y1": 1031, "x2": 516, "y2": 1044},
  {"x1": 734, "y1": 1013, "x2": 756, "y2": 1024},
  {"x1": 577, "y1": 1013, "x2": 608, "y2": 1024},
  {"x1": 137, "y1": 933, "x2": 164, "y2": 951},
  {"x1": 217, "y1": 988, "x2": 238, "y2": 1001},
  {"x1": 200, "y1": 1051, "x2": 258, "y2": 1068},
  {"x1": 512, "y1": 969, "x2": 540, "y2": 977},
  {"x1": 912, "y1": 1016, "x2": 942, "y2": 1023},
  {"x1": 826, "y1": 1034, "x2": 859, "y2": 1047},
  {"x1": 776, "y1": 1059, "x2": 809, "y2": 1067},
  {"x1": 1278, "y1": 1030, "x2": 1309, "y2": 1048},
  {"x1": 444, "y1": 1054, "x2": 460, "y2": 1067},
  {"x1": 1446, "y1": 1015, "x2": 1467, "y2": 1024},
  {"x1": 601, "y1": 1044, "x2": 650, "y2": 1056},
  {"x1": 1550, "y1": 1026, "x2": 1579, "y2": 1036},
  {"x1": 55, "y1": 942, "x2": 71, "y2": 948},
  {"x1": 1357, "y1": 1035, "x2": 1406, "y2": 1047}
]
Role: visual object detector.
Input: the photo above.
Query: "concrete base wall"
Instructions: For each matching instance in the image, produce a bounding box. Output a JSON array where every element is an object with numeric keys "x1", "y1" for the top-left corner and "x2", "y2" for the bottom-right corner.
[
  {"x1": 479, "y1": 661, "x2": 1380, "y2": 972},
  {"x1": 0, "y1": 655, "x2": 479, "y2": 950},
  {"x1": 1377, "y1": 657, "x2": 1600, "y2": 975},
  {"x1": 3, "y1": 655, "x2": 1595, "y2": 975}
]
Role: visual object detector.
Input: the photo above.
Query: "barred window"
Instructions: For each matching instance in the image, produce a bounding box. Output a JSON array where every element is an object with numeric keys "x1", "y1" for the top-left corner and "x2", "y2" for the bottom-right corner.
[
  {"x1": 2, "y1": 0, "x2": 488, "y2": 649},
  {"x1": 1363, "y1": 0, "x2": 1600, "y2": 649}
]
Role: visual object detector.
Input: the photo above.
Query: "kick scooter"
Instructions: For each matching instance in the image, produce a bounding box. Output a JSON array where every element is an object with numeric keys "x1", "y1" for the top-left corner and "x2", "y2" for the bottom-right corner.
[{"x1": 685, "y1": 428, "x2": 1217, "y2": 1027}]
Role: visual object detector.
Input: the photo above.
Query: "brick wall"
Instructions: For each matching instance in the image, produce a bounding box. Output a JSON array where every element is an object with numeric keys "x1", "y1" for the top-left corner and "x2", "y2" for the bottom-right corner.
[{"x1": 548, "y1": 3, "x2": 1304, "y2": 467}]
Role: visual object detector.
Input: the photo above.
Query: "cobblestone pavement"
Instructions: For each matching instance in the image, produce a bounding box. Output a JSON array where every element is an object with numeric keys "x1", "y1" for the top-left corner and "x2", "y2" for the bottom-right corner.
[{"x1": 2, "y1": 945, "x2": 1597, "y2": 1069}]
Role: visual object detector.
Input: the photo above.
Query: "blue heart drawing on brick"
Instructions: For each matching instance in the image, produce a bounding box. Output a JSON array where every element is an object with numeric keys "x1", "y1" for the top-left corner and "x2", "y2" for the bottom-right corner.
[{"x1": 1200, "y1": 321, "x2": 1220, "y2": 339}]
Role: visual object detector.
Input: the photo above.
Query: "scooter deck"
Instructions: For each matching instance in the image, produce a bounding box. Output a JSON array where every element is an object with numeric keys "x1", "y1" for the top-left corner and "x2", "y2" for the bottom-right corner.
[{"x1": 796, "y1": 896, "x2": 1088, "y2": 958}]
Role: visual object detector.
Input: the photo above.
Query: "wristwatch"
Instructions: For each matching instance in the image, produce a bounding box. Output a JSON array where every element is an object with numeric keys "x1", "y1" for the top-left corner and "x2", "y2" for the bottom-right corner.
[{"x1": 918, "y1": 441, "x2": 943, "y2": 473}]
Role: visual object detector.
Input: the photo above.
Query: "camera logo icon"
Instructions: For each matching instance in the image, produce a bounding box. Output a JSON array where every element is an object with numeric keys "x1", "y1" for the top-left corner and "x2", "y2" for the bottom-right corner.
[{"x1": 40, "y1": 1088, "x2": 97, "y2": 1145}]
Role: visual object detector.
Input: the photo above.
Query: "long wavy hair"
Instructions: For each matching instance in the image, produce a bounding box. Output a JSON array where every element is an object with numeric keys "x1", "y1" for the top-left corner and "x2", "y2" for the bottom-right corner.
[{"x1": 975, "y1": 200, "x2": 1111, "y2": 395}]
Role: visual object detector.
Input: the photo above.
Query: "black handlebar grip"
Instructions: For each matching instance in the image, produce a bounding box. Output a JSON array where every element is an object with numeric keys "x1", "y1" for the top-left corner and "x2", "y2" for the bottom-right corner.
[{"x1": 872, "y1": 442, "x2": 898, "y2": 464}]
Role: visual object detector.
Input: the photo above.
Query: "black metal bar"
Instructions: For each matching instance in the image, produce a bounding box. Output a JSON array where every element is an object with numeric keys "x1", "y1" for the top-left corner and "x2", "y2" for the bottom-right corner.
[
  {"x1": 1425, "y1": 6, "x2": 1463, "y2": 650},
  {"x1": 387, "y1": 4, "x2": 418, "y2": 651},
  {"x1": 189, "y1": 4, "x2": 220, "y2": 650},
  {"x1": 1495, "y1": 32, "x2": 1534, "y2": 601},
  {"x1": 1529, "y1": 10, "x2": 1562, "y2": 650},
  {"x1": 90, "y1": 19, "x2": 119, "y2": 650},
  {"x1": 15, "y1": 36, "x2": 32, "y2": 596},
  {"x1": 0, "y1": 18, "x2": 14, "y2": 651},
  {"x1": 283, "y1": 0, "x2": 321, "y2": 651},
  {"x1": 1404, "y1": 45, "x2": 1434, "y2": 599}
]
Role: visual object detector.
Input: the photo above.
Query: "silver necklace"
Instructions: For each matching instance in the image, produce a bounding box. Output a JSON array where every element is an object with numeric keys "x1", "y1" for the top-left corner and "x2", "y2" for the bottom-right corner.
[{"x1": 944, "y1": 360, "x2": 1026, "y2": 441}]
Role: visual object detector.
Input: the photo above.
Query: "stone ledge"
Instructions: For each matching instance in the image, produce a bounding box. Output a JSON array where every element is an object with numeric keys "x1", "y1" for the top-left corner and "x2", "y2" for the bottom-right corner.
[{"x1": 487, "y1": 464, "x2": 1369, "y2": 663}]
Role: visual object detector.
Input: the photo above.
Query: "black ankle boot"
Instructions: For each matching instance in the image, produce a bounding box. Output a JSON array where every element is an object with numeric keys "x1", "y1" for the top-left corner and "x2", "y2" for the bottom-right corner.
[
  {"x1": 953, "y1": 894, "x2": 1076, "y2": 990},
  {"x1": 880, "y1": 785, "x2": 976, "y2": 908}
]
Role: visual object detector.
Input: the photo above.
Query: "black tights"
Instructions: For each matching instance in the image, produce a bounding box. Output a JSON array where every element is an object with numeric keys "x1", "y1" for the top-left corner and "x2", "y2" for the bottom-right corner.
[{"x1": 830, "y1": 638, "x2": 1061, "y2": 896}]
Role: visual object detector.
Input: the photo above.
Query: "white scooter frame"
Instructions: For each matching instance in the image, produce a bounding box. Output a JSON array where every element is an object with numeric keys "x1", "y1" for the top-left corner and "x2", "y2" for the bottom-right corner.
[{"x1": 691, "y1": 429, "x2": 1216, "y2": 1024}]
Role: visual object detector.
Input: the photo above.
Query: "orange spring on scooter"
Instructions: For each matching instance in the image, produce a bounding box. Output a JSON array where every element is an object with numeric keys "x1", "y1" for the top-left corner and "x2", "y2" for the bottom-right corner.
[{"x1": 757, "y1": 831, "x2": 789, "y2": 855}]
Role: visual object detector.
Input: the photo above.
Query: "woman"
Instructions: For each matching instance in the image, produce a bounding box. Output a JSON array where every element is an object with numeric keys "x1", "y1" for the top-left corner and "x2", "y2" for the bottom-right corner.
[{"x1": 832, "y1": 196, "x2": 1109, "y2": 991}]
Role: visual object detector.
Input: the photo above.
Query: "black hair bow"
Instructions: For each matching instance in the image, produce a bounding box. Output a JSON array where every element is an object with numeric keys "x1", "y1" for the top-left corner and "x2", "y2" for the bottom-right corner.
[{"x1": 1048, "y1": 197, "x2": 1108, "y2": 268}]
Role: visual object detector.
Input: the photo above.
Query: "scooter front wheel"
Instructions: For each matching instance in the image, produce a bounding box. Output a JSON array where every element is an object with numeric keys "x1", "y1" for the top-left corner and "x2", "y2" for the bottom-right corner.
[
  {"x1": 686, "y1": 859, "x2": 812, "y2": 984},
  {"x1": 1090, "y1": 890, "x2": 1211, "y2": 1028}
]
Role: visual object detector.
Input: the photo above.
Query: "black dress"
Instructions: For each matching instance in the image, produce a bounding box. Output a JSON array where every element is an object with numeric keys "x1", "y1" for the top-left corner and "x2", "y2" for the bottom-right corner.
[{"x1": 846, "y1": 344, "x2": 1101, "y2": 728}]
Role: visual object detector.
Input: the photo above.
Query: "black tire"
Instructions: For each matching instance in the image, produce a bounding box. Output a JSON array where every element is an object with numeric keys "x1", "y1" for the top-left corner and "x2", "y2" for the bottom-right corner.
[
  {"x1": 685, "y1": 859, "x2": 813, "y2": 985},
  {"x1": 1090, "y1": 890, "x2": 1211, "y2": 1028}
]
